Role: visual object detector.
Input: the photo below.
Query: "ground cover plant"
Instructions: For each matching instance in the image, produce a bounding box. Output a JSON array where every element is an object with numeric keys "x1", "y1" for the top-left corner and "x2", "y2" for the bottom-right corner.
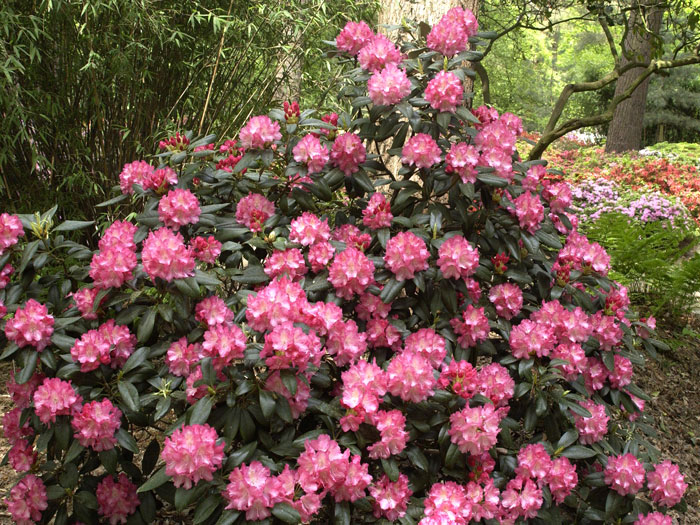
[{"x1": 0, "y1": 8, "x2": 689, "y2": 525}]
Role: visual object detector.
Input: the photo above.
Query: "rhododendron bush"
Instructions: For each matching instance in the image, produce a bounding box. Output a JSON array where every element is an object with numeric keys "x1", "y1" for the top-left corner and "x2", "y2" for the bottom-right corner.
[{"x1": 0, "y1": 8, "x2": 688, "y2": 525}]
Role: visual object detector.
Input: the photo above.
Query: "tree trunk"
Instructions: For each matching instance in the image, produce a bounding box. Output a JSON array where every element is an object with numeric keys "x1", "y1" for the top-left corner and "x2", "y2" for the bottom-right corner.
[
  {"x1": 379, "y1": 0, "x2": 480, "y2": 93},
  {"x1": 605, "y1": 4, "x2": 663, "y2": 152}
]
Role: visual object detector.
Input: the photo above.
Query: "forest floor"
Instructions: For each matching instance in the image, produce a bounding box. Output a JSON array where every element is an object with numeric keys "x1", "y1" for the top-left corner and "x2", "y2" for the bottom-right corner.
[{"x1": 0, "y1": 324, "x2": 697, "y2": 524}]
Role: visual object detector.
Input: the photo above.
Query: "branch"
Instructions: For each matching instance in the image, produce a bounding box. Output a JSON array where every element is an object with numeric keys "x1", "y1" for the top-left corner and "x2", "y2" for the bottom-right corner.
[
  {"x1": 529, "y1": 54, "x2": 700, "y2": 160},
  {"x1": 599, "y1": 16, "x2": 619, "y2": 65},
  {"x1": 473, "y1": 62, "x2": 491, "y2": 105}
]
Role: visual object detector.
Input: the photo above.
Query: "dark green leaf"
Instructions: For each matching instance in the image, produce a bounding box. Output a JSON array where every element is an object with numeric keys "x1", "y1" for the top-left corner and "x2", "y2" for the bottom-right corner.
[
  {"x1": 562, "y1": 445, "x2": 597, "y2": 459},
  {"x1": 118, "y1": 381, "x2": 140, "y2": 412},
  {"x1": 272, "y1": 502, "x2": 301, "y2": 524},
  {"x1": 138, "y1": 466, "x2": 170, "y2": 493},
  {"x1": 189, "y1": 396, "x2": 213, "y2": 425},
  {"x1": 137, "y1": 309, "x2": 156, "y2": 343},
  {"x1": 54, "y1": 220, "x2": 94, "y2": 232}
]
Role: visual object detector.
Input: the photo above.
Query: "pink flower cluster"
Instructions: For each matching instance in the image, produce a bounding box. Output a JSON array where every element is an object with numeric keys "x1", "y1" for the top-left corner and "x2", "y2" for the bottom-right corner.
[
  {"x1": 449, "y1": 404, "x2": 505, "y2": 455},
  {"x1": 426, "y1": 7, "x2": 479, "y2": 57},
  {"x1": 4, "y1": 474, "x2": 48, "y2": 525},
  {"x1": 489, "y1": 283, "x2": 523, "y2": 320},
  {"x1": 605, "y1": 453, "x2": 646, "y2": 496},
  {"x1": 190, "y1": 235, "x2": 221, "y2": 263},
  {"x1": 70, "y1": 320, "x2": 135, "y2": 372},
  {"x1": 512, "y1": 191, "x2": 544, "y2": 233},
  {"x1": 438, "y1": 235, "x2": 479, "y2": 279},
  {"x1": 90, "y1": 220, "x2": 138, "y2": 289},
  {"x1": 446, "y1": 142, "x2": 479, "y2": 183},
  {"x1": 239, "y1": 115, "x2": 281, "y2": 150},
  {"x1": 451, "y1": 304, "x2": 490, "y2": 347},
  {"x1": 119, "y1": 160, "x2": 155, "y2": 194},
  {"x1": 289, "y1": 212, "x2": 330, "y2": 245},
  {"x1": 425, "y1": 70, "x2": 463, "y2": 113},
  {"x1": 439, "y1": 361, "x2": 514, "y2": 407},
  {"x1": 646, "y1": 460, "x2": 687, "y2": 507},
  {"x1": 72, "y1": 398, "x2": 122, "y2": 451},
  {"x1": 0, "y1": 213, "x2": 24, "y2": 254},
  {"x1": 142, "y1": 228, "x2": 195, "y2": 281},
  {"x1": 329, "y1": 247, "x2": 375, "y2": 299},
  {"x1": 336, "y1": 20, "x2": 374, "y2": 55},
  {"x1": 236, "y1": 193, "x2": 275, "y2": 233},
  {"x1": 385, "y1": 231, "x2": 430, "y2": 280},
  {"x1": 358, "y1": 34, "x2": 402, "y2": 72},
  {"x1": 369, "y1": 474, "x2": 412, "y2": 521},
  {"x1": 142, "y1": 167, "x2": 178, "y2": 194},
  {"x1": 401, "y1": 133, "x2": 442, "y2": 169},
  {"x1": 293, "y1": 134, "x2": 329, "y2": 174},
  {"x1": 161, "y1": 424, "x2": 225, "y2": 489},
  {"x1": 363, "y1": 192, "x2": 393, "y2": 229},
  {"x1": 33, "y1": 378, "x2": 82, "y2": 425},
  {"x1": 5, "y1": 299, "x2": 54, "y2": 351},
  {"x1": 158, "y1": 188, "x2": 201, "y2": 228},
  {"x1": 368, "y1": 64, "x2": 412, "y2": 106},
  {"x1": 330, "y1": 132, "x2": 366, "y2": 175},
  {"x1": 96, "y1": 473, "x2": 140, "y2": 525}
]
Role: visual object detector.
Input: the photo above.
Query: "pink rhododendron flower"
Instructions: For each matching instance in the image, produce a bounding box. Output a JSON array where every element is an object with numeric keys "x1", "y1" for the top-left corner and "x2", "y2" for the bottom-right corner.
[
  {"x1": 333, "y1": 223, "x2": 371, "y2": 250},
  {"x1": 425, "y1": 70, "x2": 463, "y2": 112},
  {"x1": 264, "y1": 248, "x2": 307, "y2": 280},
  {"x1": 90, "y1": 244, "x2": 137, "y2": 289},
  {"x1": 185, "y1": 366, "x2": 208, "y2": 404},
  {"x1": 330, "y1": 132, "x2": 366, "y2": 175},
  {"x1": 401, "y1": 133, "x2": 442, "y2": 169},
  {"x1": 366, "y1": 317, "x2": 402, "y2": 350},
  {"x1": 33, "y1": 378, "x2": 82, "y2": 425},
  {"x1": 357, "y1": 34, "x2": 401, "y2": 72},
  {"x1": 70, "y1": 329, "x2": 111, "y2": 372},
  {"x1": 475, "y1": 362, "x2": 514, "y2": 407},
  {"x1": 363, "y1": 192, "x2": 393, "y2": 229},
  {"x1": 591, "y1": 312, "x2": 623, "y2": 350},
  {"x1": 446, "y1": 142, "x2": 479, "y2": 183},
  {"x1": 142, "y1": 167, "x2": 177, "y2": 193},
  {"x1": 646, "y1": 460, "x2": 687, "y2": 507},
  {"x1": 161, "y1": 424, "x2": 225, "y2": 489},
  {"x1": 326, "y1": 319, "x2": 368, "y2": 366},
  {"x1": 605, "y1": 453, "x2": 645, "y2": 496},
  {"x1": 583, "y1": 356, "x2": 608, "y2": 392},
  {"x1": 543, "y1": 181, "x2": 572, "y2": 213},
  {"x1": 72, "y1": 287, "x2": 101, "y2": 320},
  {"x1": 449, "y1": 404, "x2": 503, "y2": 455},
  {"x1": 357, "y1": 290, "x2": 392, "y2": 321},
  {"x1": 500, "y1": 476, "x2": 543, "y2": 520},
  {"x1": 386, "y1": 350, "x2": 436, "y2": 402},
  {"x1": 142, "y1": 228, "x2": 195, "y2": 281},
  {"x1": 98, "y1": 320, "x2": 136, "y2": 368},
  {"x1": 608, "y1": 354, "x2": 634, "y2": 389},
  {"x1": 158, "y1": 188, "x2": 201, "y2": 228},
  {"x1": 439, "y1": 359, "x2": 477, "y2": 398},
  {"x1": 551, "y1": 342, "x2": 586, "y2": 380},
  {"x1": 5, "y1": 299, "x2": 54, "y2": 351},
  {"x1": 0, "y1": 263, "x2": 12, "y2": 289},
  {"x1": 548, "y1": 456, "x2": 578, "y2": 503},
  {"x1": 304, "y1": 301, "x2": 343, "y2": 336},
  {"x1": 369, "y1": 474, "x2": 412, "y2": 521},
  {"x1": 426, "y1": 7, "x2": 478, "y2": 57},
  {"x1": 265, "y1": 371, "x2": 310, "y2": 418},
  {"x1": 260, "y1": 321, "x2": 322, "y2": 372},
  {"x1": 422, "y1": 481, "x2": 470, "y2": 524},
  {"x1": 489, "y1": 283, "x2": 523, "y2": 320},
  {"x1": 405, "y1": 328, "x2": 446, "y2": 368},
  {"x1": 190, "y1": 235, "x2": 221, "y2": 264},
  {"x1": 195, "y1": 296, "x2": 234, "y2": 327},
  {"x1": 574, "y1": 400, "x2": 609, "y2": 444},
  {"x1": 165, "y1": 337, "x2": 200, "y2": 377},
  {"x1": 8, "y1": 439, "x2": 36, "y2": 472},
  {"x1": 634, "y1": 512, "x2": 673, "y2": 525},
  {"x1": 96, "y1": 473, "x2": 140, "y2": 525},
  {"x1": 368, "y1": 64, "x2": 412, "y2": 106},
  {"x1": 5, "y1": 474, "x2": 47, "y2": 525},
  {"x1": 246, "y1": 277, "x2": 309, "y2": 332},
  {"x1": 368, "y1": 409, "x2": 409, "y2": 459},
  {"x1": 336, "y1": 20, "x2": 374, "y2": 55},
  {"x1": 509, "y1": 319, "x2": 556, "y2": 359},
  {"x1": 72, "y1": 398, "x2": 122, "y2": 451},
  {"x1": 235, "y1": 193, "x2": 275, "y2": 233},
  {"x1": 515, "y1": 443, "x2": 552, "y2": 482},
  {"x1": 201, "y1": 323, "x2": 246, "y2": 370},
  {"x1": 341, "y1": 359, "x2": 387, "y2": 425},
  {"x1": 0, "y1": 213, "x2": 24, "y2": 254},
  {"x1": 293, "y1": 134, "x2": 329, "y2": 174},
  {"x1": 438, "y1": 235, "x2": 479, "y2": 279},
  {"x1": 329, "y1": 246, "x2": 376, "y2": 299},
  {"x1": 3, "y1": 407, "x2": 34, "y2": 443},
  {"x1": 223, "y1": 461, "x2": 281, "y2": 520},
  {"x1": 308, "y1": 241, "x2": 335, "y2": 272},
  {"x1": 513, "y1": 191, "x2": 544, "y2": 233},
  {"x1": 451, "y1": 304, "x2": 490, "y2": 347},
  {"x1": 239, "y1": 115, "x2": 282, "y2": 150},
  {"x1": 99, "y1": 220, "x2": 138, "y2": 251},
  {"x1": 385, "y1": 231, "x2": 430, "y2": 280},
  {"x1": 6, "y1": 371, "x2": 44, "y2": 410},
  {"x1": 119, "y1": 160, "x2": 154, "y2": 194},
  {"x1": 289, "y1": 212, "x2": 330, "y2": 245}
]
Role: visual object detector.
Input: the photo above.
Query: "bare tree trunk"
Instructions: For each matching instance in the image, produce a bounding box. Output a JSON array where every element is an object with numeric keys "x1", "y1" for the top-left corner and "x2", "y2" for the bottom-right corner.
[
  {"x1": 605, "y1": 4, "x2": 663, "y2": 153},
  {"x1": 379, "y1": 0, "x2": 480, "y2": 93}
]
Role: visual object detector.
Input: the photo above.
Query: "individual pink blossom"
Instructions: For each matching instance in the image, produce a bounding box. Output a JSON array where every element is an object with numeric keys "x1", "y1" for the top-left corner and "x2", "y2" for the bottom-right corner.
[
  {"x1": 513, "y1": 191, "x2": 544, "y2": 234},
  {"x1": 119, "y1": 160, "x2": 154, "y2": 194},
  {"x1": 500, "y1": 476, "x2": 543, "y2": 520},
  {"x1": 330, "y1": 133, "x2": 366, "y2": 175},
  {"x1": 489, "y1": 283, "x2": 523, "y2": 320},
  {"x1": 290, "y1": 212, "x2": 331, "y2": 246},
  {"x1": 235, "y1": 193, "x2": 275, "y2": 233},
  {"x1": 554, "y1": 306, "x2": 592, "y2": 343},
  {"x1": 329, "y1": 247, "x2": 375, "y2": 299},
  {"x1": 605, "y1": 453, "x2": 645, "y2": 496},
  {"x1": 466, "y1": 478, "x2": 500, "y2": 521},
  {"x1": 195, "y1": 296, "x2": 234, "y2": 327},
  {"x1": 368, "y1": 409, "x2": 409, "y2": 459},
  {"x1": 386, "y1": 350, "x2": 436, "y2": 402},
  {"x1": 336, "y1": 20, "x2": 374, "y2": 55},
  {"x1": 33, "y1": 378, "x2": 82, "y2": 425},
  {"x1": 583, "y1": 356, "x2": 608, "y2": 392},
  {"x1": 357, "y1": 291, "x2": 392, "y2": 321},
  {"x1": 5, "y1": 299, "x2": 54, "y2": 351},
  {"x1": 96, "y1": 473, "x2": 140, "y2": 525},
  {"x1": 366, "y1": 317, "x2": 402, "y2": 351},
  {"x1": 425, "y1": 70, "x2": 463, "y2": 113},
  {"x1": 449, "y1": 404, "x2": 503, "y2": 455},
  {"x1": 5, "y1": 474, "x2": 47, "y2": 524},
  {"x1": 245, "y1": 277, "x2": 309, "y2": 332},
  {"x1": 476, "y1": 363, "x2": 514, "y2": 407},
  {"x1": 161, "y1": 424, "x2": 225, "y2": 489},
  {"x1": 341, "y1": 360, "x2": 387, "y2": 425},
  {"x1": 142, "y1": 228, "x2": 195, "y2": 281},
  {"x1": 368, "y1": 64, "x2": 412, "y2": 106},
  {"x1": 451, "y1": 304, "x2": 490, "y2": 348},
  {"x1": 426, "y1": 7, "x2": 478, "y2": 57},
  {"x1": 438, "y1": 359, "x2": 477, "y2": 398},
  {"x1": 422, "y1": 481, "x2": 469, "y2": 524},
  {"x1": 326, "y1": 319, "x2": 367, "y2": 366},
  {"x1": 308, "y1": 241, "x2": 335, "y2": 272},
  {"x1": 634, "y1": 512, "x2": 673, "y2": 525},
  {"x1": 71, "y1": 329, "x2": 111, "y2": 372},
  {"x1": 401, "y1": 133, "x2": 442, "y2": 169},
  {"x1": 646, "y1": 460, "x2": 687, "y2": 507},
  {"x1": 500, "y1": 112, "x2": 523, "y2": 135},
  {"x1": 265, "y1": 371, "x2": 310, "y2": 418},
  {"x1": 0, "y1": 263, "x2": 12, "y2": 288},
  {"x1": 223, "y1": 461, "x2": 279, "y2": 521},
  {"x1": 201, "y1": 323, "x2": 247, "y2": 370},
  {"x1": 332, "y1": 223, "x2": 371, "y2": 250},
  {"x1": 446, "y1": 142, "x2": 479, "y2": 183},
  {"x1": 72, "y1": 287, "x2": 101, "y2": 320},
  {"x1": 185, "y1": 366, "x2": 208, "y2": 404},
  {"x1": 438, "y1": 235, "x2": 479, "y2": 280},
  {"x1": 405, "y1": 328, "x2": 446, "y2": 368},
  {"x1": 591, "y1": 312, "x2": 623, "y2": 350},
  {"x1": 98, "y1": 320, "x2": 136, "y2": 368},
  {"x1": 548, "y1": 456, "x2": 578, "y2": 503},
  {"x1": 72, "y1": 398, "x2": 122, "y2": 451},
  {"x1": 334, "y1": 454, "x2": 373, "y2": 503},
  {"x1": 142, "y1": 167, "x2": 177, "y2": 193},
  {"x1": 99, "y1": 220, "x2": 138, "y2": 252},
  {"x1": 543, "y1": 181, "x2": 572, "y2": 213},
  {"x1": 239, "y1": 115, "x2": 282, "y2": 150},
  {"x1": 304, "y1": 301, "x2": 343, "y2": 336},
  {"x1": 90, "y1": 245, "x2": 137, "y2": 289},
  {"x1": 260, "y1": 321, "x2": 322, "y2": 372},
  {"x1": 369, "y1": 474, "x2": 412, "y2": 521},
  {"x1": 362, "y1": 192, "x2": 393, "y2": 229},
  {"x1": 0, "y1": 213, "x2": 24, "y2": 254},
  {"x1": 158, "y1": 188, "x2": 201, "y2": 228},
  {"x1": 190, "y1": 235, "x2": 221, "y2": 264},
  {"x1": 385, "y1": 231, "x2": 430, "y2": 280},
  {"x1": 574, "y1": 400, "x2": 609, "y2": 445},
  {"x1": 165, "y1": 337, "x2": 200, "y2": 377},
  {"x1": 357, "y1": 33, "x2": 401, "y2": 72},
  {"x1": 293, "y1": 134, "x2": 329, "y2": 174},
  {"x1": 8, "y1": 439, "x2": 36, "y2": 472},
  {"x1": 509, "y1": 319, "x2": 556, "y2": 359},
  {"x1": 608, "y1": 354, "x2": 634, "y2": 389},
  {"x1": 515, "y1": 443, "x2": 552, "y2": 482},
  {"x1": 264, "y1": 248, "x2": 307, "y2": 280},
  {"x1": 551, "y1": 343, "x2": 586, "y2": 380}
]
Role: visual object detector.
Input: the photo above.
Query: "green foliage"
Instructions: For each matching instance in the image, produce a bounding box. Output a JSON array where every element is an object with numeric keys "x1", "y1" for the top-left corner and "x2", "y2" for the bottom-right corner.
[
  {"x1": 643, "y1": 141, "x2": 700, "y2": 167},
  {"x1": 645, "y1": 65, "x2": 700, "y2": 144}
]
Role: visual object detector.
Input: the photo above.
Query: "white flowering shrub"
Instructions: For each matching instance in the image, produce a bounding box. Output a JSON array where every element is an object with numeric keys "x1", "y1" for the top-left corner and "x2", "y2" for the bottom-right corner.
[{"x1": 0, "y1": 8, "x2": 687, "y2": 525}]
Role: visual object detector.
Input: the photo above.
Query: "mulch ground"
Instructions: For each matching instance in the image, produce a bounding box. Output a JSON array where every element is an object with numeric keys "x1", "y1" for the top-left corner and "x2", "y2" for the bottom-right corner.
[{"x1": 0, "y1": 325, "x2": 697, "y2": 524}]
